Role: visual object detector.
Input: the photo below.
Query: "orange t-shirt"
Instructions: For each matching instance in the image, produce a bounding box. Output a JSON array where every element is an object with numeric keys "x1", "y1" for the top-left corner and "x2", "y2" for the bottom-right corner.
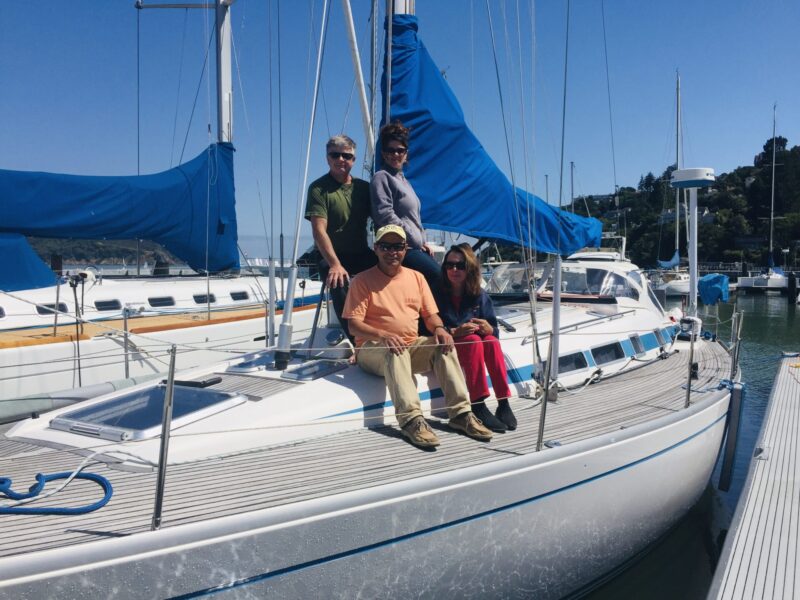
[{"x1": 343, "y1": 265, "x2": 438, "y2": 347}]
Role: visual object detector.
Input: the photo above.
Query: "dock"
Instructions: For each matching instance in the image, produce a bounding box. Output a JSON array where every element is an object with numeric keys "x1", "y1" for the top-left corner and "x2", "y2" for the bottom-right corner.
[{"x1": 708, "y1": 353, "x2": 800, "y2": 599}]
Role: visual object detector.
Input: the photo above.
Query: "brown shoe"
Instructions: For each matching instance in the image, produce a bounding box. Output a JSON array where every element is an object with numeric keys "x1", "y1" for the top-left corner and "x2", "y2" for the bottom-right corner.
[
  {"x1": 448, "y1": 411, "x2": 493, "y2": 441},
  {"x1": 401, "y1": 416, "x2": 440, "y2": 448}
]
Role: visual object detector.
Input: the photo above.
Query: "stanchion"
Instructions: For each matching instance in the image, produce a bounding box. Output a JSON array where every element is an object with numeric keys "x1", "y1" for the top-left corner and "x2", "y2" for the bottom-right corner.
[{"x1": 152, "y1": 344, "x2": 177, "y2": 531}]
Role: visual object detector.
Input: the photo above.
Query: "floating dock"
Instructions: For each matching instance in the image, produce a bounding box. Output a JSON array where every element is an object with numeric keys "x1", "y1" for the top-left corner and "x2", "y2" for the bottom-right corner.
[{"x1": 709, "y1": 353, "x2": 800, "y2": 599}]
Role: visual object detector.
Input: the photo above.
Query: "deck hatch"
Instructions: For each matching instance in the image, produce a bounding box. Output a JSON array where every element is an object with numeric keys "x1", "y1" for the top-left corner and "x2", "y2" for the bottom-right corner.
[{"x1": 49, "y1": 385, "x2": 246, "y2": 441}]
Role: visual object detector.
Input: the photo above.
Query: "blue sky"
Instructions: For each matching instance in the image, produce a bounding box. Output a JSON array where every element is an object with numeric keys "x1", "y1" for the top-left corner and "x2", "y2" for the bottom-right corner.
[{"x1": 1, "y1": 1, "x2": 798, "y2": 258}]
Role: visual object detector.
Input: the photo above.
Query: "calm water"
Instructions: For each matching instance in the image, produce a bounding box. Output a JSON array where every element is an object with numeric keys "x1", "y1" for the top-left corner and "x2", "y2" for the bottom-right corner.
[{"x1": 586, "y1": 294, "x2": 800, "y2": 599}]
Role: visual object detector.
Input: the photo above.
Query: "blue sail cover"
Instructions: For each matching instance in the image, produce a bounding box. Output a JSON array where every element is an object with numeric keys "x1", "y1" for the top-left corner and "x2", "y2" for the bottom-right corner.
[
  {"x1": 657, "y1": 250, "x2": 680, "y2": 269},
  {"x1": 382, "y1": 15, "x2": 602, "y2": 255},
  {"x1": 0, "y1": 144, "x2": 239, "y2": 273},
  {"x1": 698, "y1": 273, "x2": 729, "y2": 305},
  {"x1": 0, "y1": 234, "x2": 57, "y2": 292}
]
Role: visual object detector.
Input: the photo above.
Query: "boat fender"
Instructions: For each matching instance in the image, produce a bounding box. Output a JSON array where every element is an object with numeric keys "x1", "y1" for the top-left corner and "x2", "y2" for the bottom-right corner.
[{"x1": 0, "y1": 471, "x2": 113, "y2": 515}]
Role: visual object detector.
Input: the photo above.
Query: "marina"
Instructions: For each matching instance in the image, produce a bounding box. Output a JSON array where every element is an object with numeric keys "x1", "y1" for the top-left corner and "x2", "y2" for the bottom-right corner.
[
  {"x1": 709, "y1": 353, "x2": 800, "y2": 599},
  {"x1": 1, "y1": 0, "x2": 799, "y2": 598}
]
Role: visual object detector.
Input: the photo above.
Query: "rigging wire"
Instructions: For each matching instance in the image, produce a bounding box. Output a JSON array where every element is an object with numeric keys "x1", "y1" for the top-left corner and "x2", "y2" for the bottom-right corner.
[
  {"x1": 178, "y1": 30, "x2": 214, "y2": 165},
  {"x1": 169, "y1": 10, "x2": 190, "y2": 168},
  {"x1": 277, "y1": 0, "x2": 286, "y2": 300},
  {"x1": 600, "y1": 0, "x2": 618, "y2": 194}
]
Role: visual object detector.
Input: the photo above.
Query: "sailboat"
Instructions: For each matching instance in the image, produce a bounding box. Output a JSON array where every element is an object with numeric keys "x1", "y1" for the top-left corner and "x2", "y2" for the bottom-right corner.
[
  {"x1": 737, "y1": 104, "x2": 788, "y2": 294},
  {"x1": 0, "y1": 6, "x2": 321, "y2": 410},
  {"x1": 0, "y1": 3, "x2": 740, "y2": 597},
  {"x1": 655, "y1": 73, "x2": 691, "y2": 297}
]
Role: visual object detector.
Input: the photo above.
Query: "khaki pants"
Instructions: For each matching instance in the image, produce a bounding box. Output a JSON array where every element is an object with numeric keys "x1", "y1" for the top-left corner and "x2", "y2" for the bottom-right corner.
[{"x1": 357, "y1": 336, "x2": 471, "y2": 427}]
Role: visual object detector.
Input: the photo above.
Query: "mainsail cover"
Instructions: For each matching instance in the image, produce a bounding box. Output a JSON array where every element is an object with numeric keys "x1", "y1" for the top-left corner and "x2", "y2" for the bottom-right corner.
[
  {"x1": 383, "y1": 15, "x2": 602, "y2": 255},
  {"x1": 0, "y1": 143, "x2": 239, "y2": 273}
]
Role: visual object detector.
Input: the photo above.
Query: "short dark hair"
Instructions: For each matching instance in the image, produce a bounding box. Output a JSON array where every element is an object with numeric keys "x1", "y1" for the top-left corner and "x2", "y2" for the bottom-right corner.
[{"x1": 379, "y1": 121, "x2": 409, "y2": 151}]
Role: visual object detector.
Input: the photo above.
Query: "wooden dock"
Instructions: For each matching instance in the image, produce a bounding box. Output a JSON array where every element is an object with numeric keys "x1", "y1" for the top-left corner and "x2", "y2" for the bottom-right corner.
[{"x1": 709, "y1": 353, "x2": 800, "y2": 599}]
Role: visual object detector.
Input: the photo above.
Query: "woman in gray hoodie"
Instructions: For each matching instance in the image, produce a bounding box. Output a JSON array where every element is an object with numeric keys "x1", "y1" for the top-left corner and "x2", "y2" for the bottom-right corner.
[{"x1": 370, "y1": 121, "x2": 441, "y2": 288}]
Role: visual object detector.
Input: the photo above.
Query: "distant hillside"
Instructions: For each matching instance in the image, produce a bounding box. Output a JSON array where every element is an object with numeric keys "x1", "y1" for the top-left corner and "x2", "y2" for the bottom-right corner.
[
  {"x1": 27, "y1": 238, "x2": 181, "y2": 266},
  {"x1": 570, "y1": 136, "x2": 800, "y2": 268}
]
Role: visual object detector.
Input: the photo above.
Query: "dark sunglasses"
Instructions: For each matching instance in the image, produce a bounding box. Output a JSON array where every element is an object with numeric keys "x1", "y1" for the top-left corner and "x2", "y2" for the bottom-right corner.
[
  {"x1": 328, "y1": 151, "x2": 355, "y2": 161},
  {"x1": 376, "y1": 242, "x2": 407, "y2": 252},
  {"x1": 444, "y1": 261, "x2": 467, "y2": 271},
  {"x1": 382, "y1": 146, "x2": 407, "y2": 156}
]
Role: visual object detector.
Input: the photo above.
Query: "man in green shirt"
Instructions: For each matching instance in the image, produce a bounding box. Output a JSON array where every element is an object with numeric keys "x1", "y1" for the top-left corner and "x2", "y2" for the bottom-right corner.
[{"x1": 305, "y1": 135, "x2": 376, "y2": 339}]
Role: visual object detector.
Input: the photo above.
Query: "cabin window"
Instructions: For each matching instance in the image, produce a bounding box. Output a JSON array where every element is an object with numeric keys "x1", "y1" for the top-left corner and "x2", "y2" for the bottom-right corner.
[
  {"x1": 558, "y1": 352, "x2": 588, "y2": 374},
  {"x1": 629, "y1": 334, "x2": 645, "y2": 355},
  {"x1": 0, "y1": 307, "x2": 5, "y2": 319},
  {"x1": 230, "y1": 291, "x2": 249, "y2": 301},
  {"x1": 653, "y1": 329, "x2": 666, "y2": 346},
  {"x1": 95, "y1": 299, "x2": 122, "y2": 312},
  {"x1": 591, "y1": 342, "x2": 625, "y2": 365},
  {"x1": 193, "y1": 294, "x2": 217, "y2": 304},
  {"x1": 148, "y1": 296, "x2": 175, "y2": 308},
  {"x1": 36, "y1": 302, "x2": 69, "y2": 316}
]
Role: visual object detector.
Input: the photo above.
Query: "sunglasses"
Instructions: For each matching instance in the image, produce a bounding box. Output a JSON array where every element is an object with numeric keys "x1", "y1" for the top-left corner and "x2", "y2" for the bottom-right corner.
[
  {"x1": 382, "y1": 146, "x2": 407, "y2": 156},
  {"x1": 376, "y1": 242, "x2": 407, "y2": 252},
  {"x1": 328, "y1": 151, "x2": 355, "y2": 161},
  {"x1": 444, "y1": 261, "x2": 467, "y2": 271}
]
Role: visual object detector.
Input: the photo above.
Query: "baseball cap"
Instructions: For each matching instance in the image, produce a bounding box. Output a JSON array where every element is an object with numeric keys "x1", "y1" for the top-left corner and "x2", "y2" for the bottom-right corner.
[{"x1": 375, "y1": 224, "x2": 407, "y2": 242}]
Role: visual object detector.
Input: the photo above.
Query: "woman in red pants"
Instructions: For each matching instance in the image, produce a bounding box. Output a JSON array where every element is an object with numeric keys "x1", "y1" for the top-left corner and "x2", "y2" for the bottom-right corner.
[{"x1": 435, "y1": 244, "x2": 517, "y2": 432}]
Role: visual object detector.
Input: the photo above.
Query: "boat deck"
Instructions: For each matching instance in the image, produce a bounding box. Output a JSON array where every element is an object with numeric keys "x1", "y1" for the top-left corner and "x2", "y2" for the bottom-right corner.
[
  {"x1": 0, "y1": 339, "x2": 731, "y2": 561},
  {"x1": 709, "y1": 353, "x2": 800, "y2": 599},
  {"x1": 0, "y1": 304, "x2": 318, "y2": 350}
]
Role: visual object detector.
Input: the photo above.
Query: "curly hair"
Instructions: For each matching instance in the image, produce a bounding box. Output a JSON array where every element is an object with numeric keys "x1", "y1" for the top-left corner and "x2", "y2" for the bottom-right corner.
[{"x1": 379, "y1": 121, "x2": 410, "y2": 151}]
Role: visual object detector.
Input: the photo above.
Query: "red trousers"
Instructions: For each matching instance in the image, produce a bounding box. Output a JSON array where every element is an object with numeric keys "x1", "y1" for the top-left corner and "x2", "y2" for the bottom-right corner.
[{"x1": 454, "y1": 334, "x2": 512, "y2": 402}]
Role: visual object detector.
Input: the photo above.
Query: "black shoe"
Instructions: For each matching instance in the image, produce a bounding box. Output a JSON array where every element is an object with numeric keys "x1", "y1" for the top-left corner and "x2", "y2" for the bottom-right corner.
[
  {"x1": 471, "y1": 402, "x2": 507, "y2": 432},
  {"x1": 495, "y1": 399, "x2": 517, "y2": 431}
]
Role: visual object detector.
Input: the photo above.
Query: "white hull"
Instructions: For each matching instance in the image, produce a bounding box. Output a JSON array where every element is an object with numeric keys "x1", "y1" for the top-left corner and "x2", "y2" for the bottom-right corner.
[
  {"x1": 0, "y1": 307, "x2": 319, "y2": 406},
  {"x1": 0, "y1": 275, "x2": 322, "y2": 403},
  {"x1": 0, "y1": 387, "x2": 729, "y2": 599},
  {"x1": 736, "y1": 273, "x2": 787, "y2": 292}
]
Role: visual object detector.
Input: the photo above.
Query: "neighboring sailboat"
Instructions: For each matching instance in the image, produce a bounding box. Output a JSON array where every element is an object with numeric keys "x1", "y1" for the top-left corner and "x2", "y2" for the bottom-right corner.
[
  {"x1": 0, "y1": 5, "x2": 321, "y2": 408},
  {"x1": 655, "y1": 73, "x2": 691, "y2": 297},
  {"x1": 0, "y1": 4, "x2": 740, "y2": 598},
  {"x1": 738, "y1": 103, "x2": 789, "y2": 294}
]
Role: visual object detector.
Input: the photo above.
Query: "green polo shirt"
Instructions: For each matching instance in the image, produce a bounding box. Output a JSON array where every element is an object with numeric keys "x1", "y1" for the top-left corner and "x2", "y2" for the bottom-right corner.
[{"x1": 305, "y1": 173, "x2": 371, "y2": 255}]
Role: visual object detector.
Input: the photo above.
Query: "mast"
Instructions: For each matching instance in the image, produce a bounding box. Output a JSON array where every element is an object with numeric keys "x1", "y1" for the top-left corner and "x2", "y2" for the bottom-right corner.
[
  {"x1": 674, "y1": 71, "x2": 680, "y2": 270},
  {"x1": 215, "y1": 0, "x2": 233, "y2": 143},
  {"x1": 342, "y1": 0, "x2": 376, "y2": 168},
  {"x1": 769, "y1": 102, "x2": 777, "y2": 268}
]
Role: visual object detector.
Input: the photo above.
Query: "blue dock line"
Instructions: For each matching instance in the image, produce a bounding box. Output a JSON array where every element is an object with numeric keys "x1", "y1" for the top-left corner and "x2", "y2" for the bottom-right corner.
[{"x1": 0, "y1": 471, "x2": 113, "y2": 515}]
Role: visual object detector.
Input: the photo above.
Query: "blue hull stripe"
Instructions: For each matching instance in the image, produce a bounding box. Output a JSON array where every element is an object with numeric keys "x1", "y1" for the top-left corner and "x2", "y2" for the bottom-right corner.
[
  {"x1": 173, "y1": 411, "x2": 728, "y2": 598},
  {"x1": 322, "y1": 364, "x2": 534, "y2": 419}
]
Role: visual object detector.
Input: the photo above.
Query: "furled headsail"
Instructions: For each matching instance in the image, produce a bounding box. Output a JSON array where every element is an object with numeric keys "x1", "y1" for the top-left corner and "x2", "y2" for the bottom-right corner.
[
  {"x1": 0, "y1": 234, "x2": 57, "y2": 292},
  {"x1": 0, "y1": 143, "x2": 239, "y2": 273},
  {"x1": 657, "y1": 249, "x2": 681, "y2": 269},
  {"x1": 382, "y1": 15, "x2": 601, "y2": 255}
]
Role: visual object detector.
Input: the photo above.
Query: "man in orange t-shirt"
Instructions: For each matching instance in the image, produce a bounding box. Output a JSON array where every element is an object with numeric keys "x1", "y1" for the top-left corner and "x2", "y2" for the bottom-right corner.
[{"x1": 344, "y1": 225, "x2": 493, "y2": 448}]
